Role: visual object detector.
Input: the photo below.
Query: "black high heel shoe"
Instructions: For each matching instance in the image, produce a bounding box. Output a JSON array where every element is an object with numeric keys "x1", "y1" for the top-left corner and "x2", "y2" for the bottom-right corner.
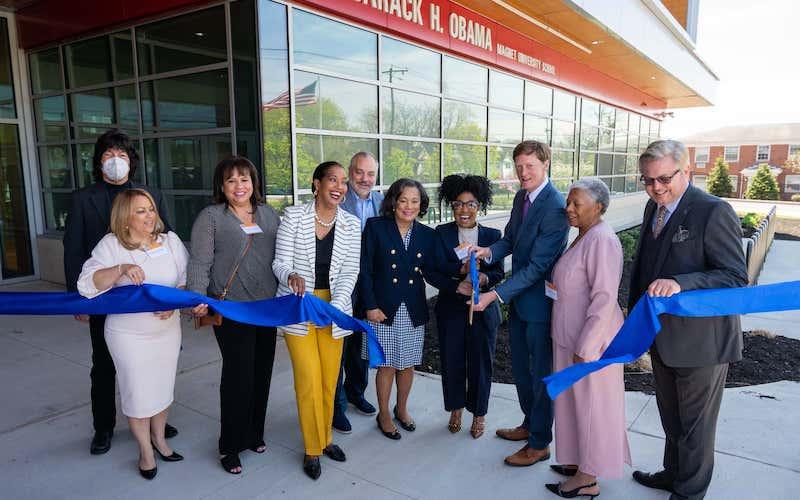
[
  {"x1": 139, "y1": 466, "x2": 157, "y2": 480},
  {"x1": 152, "y1": 442, "x2": 184, "y2": 462},
  {"x1": 393, "y1": 406, "x2": 416, "y2": 432},
  {"x1": 376, "y1": 415, "x2": 401, "y2": 440},
  {"x1": 550, "y1": 464, "x2": 579, "y2": 477},
  {"x1": 545, "y1": 482, "x2": 599, "y2": 498}
]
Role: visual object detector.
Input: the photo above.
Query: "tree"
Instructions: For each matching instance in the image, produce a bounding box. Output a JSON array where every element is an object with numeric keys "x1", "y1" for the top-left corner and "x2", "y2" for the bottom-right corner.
[
  {"x1": 745, "y1": 163, "x2": 780, "y2": 200},
  {"x1": 706, "y1": 156, "x2": 734, "y2": 197},
  {"x1": 784, "y1": 153, "x2": 800, "y2": 174}
]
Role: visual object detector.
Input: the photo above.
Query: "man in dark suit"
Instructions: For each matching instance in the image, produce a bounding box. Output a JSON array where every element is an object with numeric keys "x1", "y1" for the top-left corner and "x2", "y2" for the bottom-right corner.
[
  {"x1": 629, "y1": 140, "x2": 747, "y2": 500},
  {"x1": 332, "y1": 152, "x2": 383, "y2": 433},
  {"x1": 472, "y1": 140, "x2": 569, "y2": 467},
  {"x1": 63, "y1": 129, "x2": 176, "y2": 455}
]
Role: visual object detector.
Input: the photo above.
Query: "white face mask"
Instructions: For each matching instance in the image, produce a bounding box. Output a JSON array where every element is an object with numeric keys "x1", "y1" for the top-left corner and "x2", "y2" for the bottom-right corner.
[{"x1": 102, "y1": 156, "x2": 130, "y2": 182}]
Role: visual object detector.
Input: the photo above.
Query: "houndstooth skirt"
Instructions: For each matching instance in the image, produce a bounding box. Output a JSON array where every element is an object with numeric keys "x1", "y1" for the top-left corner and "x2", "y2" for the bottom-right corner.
[{"x1": 362, "y1": 302, "x2": 424, "y2": 370}]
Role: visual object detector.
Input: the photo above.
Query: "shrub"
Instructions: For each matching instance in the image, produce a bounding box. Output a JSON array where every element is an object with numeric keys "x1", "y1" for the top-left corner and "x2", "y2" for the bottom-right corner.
[
  {"x1": 745, "y1": 164, "x2": 780, "y2": 200},
  {"x1": 617, "y1": 227, "x2": 640, "y2": 262},
  {"x1": 741, "y1": 212, "x2": 762, "y2": 230},
  {"x1": 791, "y1": 194, "x2": 800, "y2": 202},
  {"x1": 707, "y1": 156, "x2": 734, "y2": 197}
]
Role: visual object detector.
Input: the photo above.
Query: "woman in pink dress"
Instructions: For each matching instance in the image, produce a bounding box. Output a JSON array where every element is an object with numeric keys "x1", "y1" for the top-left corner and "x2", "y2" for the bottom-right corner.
[{"x1": 545, "y1": 178, "x2": 631, "y2": 498}]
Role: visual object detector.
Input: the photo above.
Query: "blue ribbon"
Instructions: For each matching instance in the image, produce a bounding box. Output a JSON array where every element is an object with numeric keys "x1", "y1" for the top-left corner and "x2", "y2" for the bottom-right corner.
[
  {"x1": 0, "y1": 284, "x2": 385, "y2": 367},
  {"x1": 469, "y1": 252, "x2": 479, "y2": 305},
  {"x1": 543, "y1": 280, "x2": 800, "y2": 399}
]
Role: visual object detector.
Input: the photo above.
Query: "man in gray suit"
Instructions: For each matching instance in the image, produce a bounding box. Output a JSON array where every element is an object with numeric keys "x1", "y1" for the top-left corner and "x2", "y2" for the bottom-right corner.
[
  {"x1": 629, "y1": 140, "x2": 747, "y2": 500},
  {"x1": 332, "y1": 152, "x2": 383, "y2": 433}
]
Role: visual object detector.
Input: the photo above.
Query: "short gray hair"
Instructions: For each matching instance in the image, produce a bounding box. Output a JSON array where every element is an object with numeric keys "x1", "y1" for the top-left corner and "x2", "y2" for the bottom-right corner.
[
  {"x1": 638, "y1": 139, "x2": 689, "y2": 172},
  {"x1": 349, "y1": 151, "x2": 378, "y2": 171},
  {"x1": 569, "y1": 178, "x2": 610, "y2": 214}
]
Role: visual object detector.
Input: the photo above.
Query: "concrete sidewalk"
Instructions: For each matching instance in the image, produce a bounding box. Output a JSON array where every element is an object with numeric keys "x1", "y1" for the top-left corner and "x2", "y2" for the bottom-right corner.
[{"x1": 0, "y1": 283, "x2": 798, "y2": 499}]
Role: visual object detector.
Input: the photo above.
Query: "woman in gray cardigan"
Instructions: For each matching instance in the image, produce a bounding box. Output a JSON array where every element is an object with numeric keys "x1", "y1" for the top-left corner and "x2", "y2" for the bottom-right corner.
[{"x1": 187, "y1": 156, "x2": 280, "y2": 475}]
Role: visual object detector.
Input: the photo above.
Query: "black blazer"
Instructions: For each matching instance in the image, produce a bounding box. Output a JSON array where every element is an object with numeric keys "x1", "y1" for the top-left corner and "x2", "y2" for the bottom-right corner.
[
  {"x1": 428, "y1": 221, "x2": 504, "y2": 330},
  {"x1": 63, "y1": 182, "x2": 170, "y2": 292},
  {"x1": 359, "y1": 216, "x2": 458, "y2": 327},
  {"x1": 628, "y1": 185, "x2": 748, "y2": 367}
]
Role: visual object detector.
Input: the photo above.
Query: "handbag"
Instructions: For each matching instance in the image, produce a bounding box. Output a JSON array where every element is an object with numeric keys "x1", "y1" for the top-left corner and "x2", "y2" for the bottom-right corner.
[{"x1": 194, "y1": 235, "x2": 254, "y2": 329}]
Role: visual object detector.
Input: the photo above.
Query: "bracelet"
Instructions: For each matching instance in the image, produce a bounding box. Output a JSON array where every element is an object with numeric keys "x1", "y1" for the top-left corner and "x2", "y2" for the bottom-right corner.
[{"x1": 117, "y1": 264, "x2": 122, "y2": 275}]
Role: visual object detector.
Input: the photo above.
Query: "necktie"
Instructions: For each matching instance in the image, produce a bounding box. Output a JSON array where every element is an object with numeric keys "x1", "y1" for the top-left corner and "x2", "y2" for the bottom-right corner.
[
  {"x1": 653, "y1": 205, "x2": 668, "y2": 238},
  {"x1": 522, "y1": 196, "x2": 532, "y2": 221}
]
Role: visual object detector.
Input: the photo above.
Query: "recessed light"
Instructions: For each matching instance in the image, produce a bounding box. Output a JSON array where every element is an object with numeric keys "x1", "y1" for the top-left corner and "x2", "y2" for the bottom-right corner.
[
  {"x1": 591, "y1": 40, "x2": 602, "y2": 45},
  {"x1": 650, "y1": 76, "x2": 656, "y2": 80},
  {"x1": 194, "y1": 32, "x2": 206, "y2": 37}
]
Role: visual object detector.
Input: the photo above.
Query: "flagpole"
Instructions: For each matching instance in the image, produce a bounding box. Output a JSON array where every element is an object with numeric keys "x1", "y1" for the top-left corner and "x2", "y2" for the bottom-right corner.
[{"x1": 317, "y1": 75, "x2": 324, "y2": 160}]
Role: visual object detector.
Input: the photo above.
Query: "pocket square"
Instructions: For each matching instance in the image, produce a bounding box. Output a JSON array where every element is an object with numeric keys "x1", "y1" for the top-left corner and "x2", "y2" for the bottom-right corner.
[{"x1": 672, "y1": 226, "x2": 691, "y2": 243}]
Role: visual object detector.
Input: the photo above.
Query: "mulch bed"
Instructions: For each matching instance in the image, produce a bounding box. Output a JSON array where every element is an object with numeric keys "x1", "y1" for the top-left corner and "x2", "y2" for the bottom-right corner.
[{"x1": 775, "y1": 218, "x2": 800, "y2": 241}]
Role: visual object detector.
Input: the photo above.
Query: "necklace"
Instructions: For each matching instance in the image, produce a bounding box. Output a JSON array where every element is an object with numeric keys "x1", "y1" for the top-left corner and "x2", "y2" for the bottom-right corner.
[{"x1": 315, "y1": 211, "x2": 336, "y2": 227}]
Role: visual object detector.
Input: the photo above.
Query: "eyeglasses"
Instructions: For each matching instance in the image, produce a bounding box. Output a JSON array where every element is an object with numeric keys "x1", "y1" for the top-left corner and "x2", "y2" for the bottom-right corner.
[
  {"x1": 640, "y1": 168, "x2": 682, "y2": 186},
  {"x1": 451, "y1": 200, "x2": 480, "y2": 210}
]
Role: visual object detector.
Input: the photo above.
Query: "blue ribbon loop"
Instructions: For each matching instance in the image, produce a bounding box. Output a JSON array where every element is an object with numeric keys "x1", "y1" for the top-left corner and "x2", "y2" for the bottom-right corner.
[
  {"x1": 543, "y1": 281, "x2": 800, "y2": 399},
  {"x1": 0, "y1": 284, "x2": 385, "y2": 367}
]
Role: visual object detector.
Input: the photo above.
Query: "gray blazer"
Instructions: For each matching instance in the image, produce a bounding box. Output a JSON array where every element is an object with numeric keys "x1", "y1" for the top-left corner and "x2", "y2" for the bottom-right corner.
[
  {"x1": 629, "y1": 185, "x2": 748, "y2": 367},
  {"x1": 339, "y1": 183, "x2": 384, "y2": 226},
  {"x1": 187, "y1": 203, "x2": 280, "y2": 302}
]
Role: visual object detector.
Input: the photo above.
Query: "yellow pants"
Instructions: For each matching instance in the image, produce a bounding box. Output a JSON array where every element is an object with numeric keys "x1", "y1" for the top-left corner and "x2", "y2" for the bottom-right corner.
[{"x1": 284, "y1": 289, "x2": 343, "y2": 456}]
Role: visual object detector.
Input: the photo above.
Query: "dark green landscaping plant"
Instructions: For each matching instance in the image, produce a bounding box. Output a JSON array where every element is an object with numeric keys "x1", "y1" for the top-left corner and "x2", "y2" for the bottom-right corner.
[
  {"x1": 745, "y1": 164, "x2": 780, "y2": 200},
  {"x1": 707, "y1": 156, "x2": 734, "y2": 197}
]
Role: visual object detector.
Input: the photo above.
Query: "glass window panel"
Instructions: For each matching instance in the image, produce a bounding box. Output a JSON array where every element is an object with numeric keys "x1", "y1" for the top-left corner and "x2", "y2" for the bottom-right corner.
[
  {"x1": 64, "y1": 35, "x2": 112, "y2": 88},
  {"x1": 39, "y1": 145, "x2": 72, "y2": 189},
  {"x1": 232, "y1": 0, "x2": 260, "y2": 169},
  {"x1": 141, "y1": 69, "x2": 230, "y2": 133},
  {"x1": 74, "y1": 143, "x2": 96, "y2": 188},
  {"x1": 613, "y1": 131, "x2": 627, "y2": 152},
  {"x1": 381, "y1": 88, "x2": 439, "y2": 137},
  {"x1": 381, "y1": 37, "x2": 440, "y2": 93},
  {"x1": 137, "y1": 5, "x2": 227, "y2": 76},
  {"x1": 43, "y1": 191, "x2": 71, "y2": 231},
  {"x1": 612, "y1": 155, "x2": 627, "y2": 175},
  {"x1": 579, "y1": 124, "x2": 598, "y2": 151},
  {"x1": 525, "y1": 81, "x2": 551, "y2": 116},
  {"x1": 640, "y1": 118, "x2": 650, "y2": 135},
  {"x1": 524, "y1": 115, "x2": 551, "y2": 144},
  {"x1": 70, "y1": 85, "x2": 138, "y2": 139},
  {"x1": 616, "y1": 111, "x2": 629, "y2": 131},
  {"x1": 489, "y1": 181, "x2": 518, "y2": 213},
  {"x1": 599, "y1": 128, "x2": 613, "y2": 151},
  {"x1": 599, "y1": 104, "x2": 615, "y2": 128},
  {"x1": 0, "y1": 20, "x2": 16, "y2": 118},
  {"x1": 625, "y1": 175, "x2": 638, "y2": 193},
  {"x1": 162, "y1": 194, "x2": 210, "y2": 241},
  {"x1": 111, "y1": 32, "x2": 134, "y2": 80},
  {"x1": 627, "y1": 134, "x2": 639, "y2": 154},
  {"x1": 650, "y1": 120, "x2": 660, "y2": 136},
  {"x1": 384, "y1": 140, "x2": 440, "y2": 184},
  {"x1": 30, "y1": 48, "x2": 62, "y2": 94},
  {"x1": 293, "y1": 71, "x2": 377, "y2": 133},
  {"x1": 444, "y1": 143, "x2": 485, "y2": 177},
  {"x1": 488, "y1": 147, "x2": 518, "y2": 212},
  {"x1": 293, "y1": 9, "x2": 377, "y2": 80},
  {"x1": 581, "y1": 99, "x2": 599, "y2": 126},
  {"x1": 551, "y1": 150, "x2": 573, "y2": 179},
  {"x1": 443, "y1": 100, "x2": 486, "y2": 141},
  {"x1": 144, "y1": 135, "x2": 231, "y2": 190},
  {"x1": 597, "y1": 153, "x2": 613, "y2": 176},
  {"x1": 443, "y1": 56, "x2": 487, "y2": 102},
  {"x1": 551, "y1": 120, "x2": 574, "y2": 149},
  {"x1": 0, "y1": 124, "x2": 33, "y2": 276},
  {"x1": 579, "y1": 153, "x2": 596, "y2": 178},
  {"x1": 611, "y1": 176, "x2": 625, "y2": 194},
  {"x1": 258, "y1": 0, "x2": 292, "y2": 197},
  {"x1": 626, "y1": 155, "x2": 638, "y2": 174},
  {"x1": 552, "y1": 90, "x2": 575, "y2": 120},
  {"x1": 34, "y1": 96, "x2": 67, "y2": 142},
  {"x1": 489, "y1": 71, "x2": 523, "y2": 108},
  {"x1": 296, "y1": 134, "x2": 377, "y2": 187},
  {"x1": 488, "y1": 108, "x2": 522, "y2": 144},
  {"x1": 629, "y1": 114, "x2": 640, "y2": 135}
]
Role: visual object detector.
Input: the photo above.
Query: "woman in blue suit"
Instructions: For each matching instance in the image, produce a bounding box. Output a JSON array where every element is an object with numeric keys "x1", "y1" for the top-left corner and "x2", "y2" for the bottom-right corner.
[
  {"x1": 359, "y1": 178, "x2": 458, "y2": 440},
  {"x1": 429, "y1": 175, "x2": 503, "y2": 439}
]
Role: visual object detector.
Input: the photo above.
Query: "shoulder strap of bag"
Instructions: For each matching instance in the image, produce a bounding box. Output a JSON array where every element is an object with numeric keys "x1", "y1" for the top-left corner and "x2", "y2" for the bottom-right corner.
[{"x1": 219, "y1": 235, "x2": 254, "y2": 300}]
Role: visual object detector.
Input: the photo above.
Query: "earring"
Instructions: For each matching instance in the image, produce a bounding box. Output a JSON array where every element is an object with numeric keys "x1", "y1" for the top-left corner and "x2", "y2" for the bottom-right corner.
[{"x1": 341, "y1": 194, "x2": 346, "y2": 204}]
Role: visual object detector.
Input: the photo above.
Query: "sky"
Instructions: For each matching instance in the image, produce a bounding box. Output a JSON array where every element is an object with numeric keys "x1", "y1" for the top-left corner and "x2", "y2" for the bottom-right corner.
[{"x1": 661, "y1": 0, "x2": 800, "y2": 139}]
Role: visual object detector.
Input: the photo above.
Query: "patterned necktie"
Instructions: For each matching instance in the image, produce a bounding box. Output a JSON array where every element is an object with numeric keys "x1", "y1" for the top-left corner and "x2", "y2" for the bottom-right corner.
[
  {"x1": 653, "y1": 205, "x2": 668, "y2": 238},
  {"x1": 522, "y1": 196, "x2": 532, "y2": 221}
]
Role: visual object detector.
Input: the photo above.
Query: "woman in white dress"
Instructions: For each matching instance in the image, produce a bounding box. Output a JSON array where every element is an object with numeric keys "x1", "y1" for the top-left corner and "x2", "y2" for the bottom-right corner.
[{"x1": 77, "y1": 188, "x2": 190, "y2": 480}]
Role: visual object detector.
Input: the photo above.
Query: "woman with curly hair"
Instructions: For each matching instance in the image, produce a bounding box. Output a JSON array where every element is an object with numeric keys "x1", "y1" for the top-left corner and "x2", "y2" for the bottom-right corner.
[{"x1": 429, "y1": 174, "x2": 504, "y2": 438}]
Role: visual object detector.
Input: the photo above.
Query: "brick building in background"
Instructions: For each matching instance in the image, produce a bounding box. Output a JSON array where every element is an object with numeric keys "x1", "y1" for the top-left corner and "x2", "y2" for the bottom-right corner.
[{"x1": 683, "y1": 123, "x2": 800, "y2": 199}]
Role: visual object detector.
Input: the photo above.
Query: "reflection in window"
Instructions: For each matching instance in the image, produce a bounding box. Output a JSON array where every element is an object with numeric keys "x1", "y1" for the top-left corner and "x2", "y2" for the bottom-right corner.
[
  {"x1": 488, "y1": 146, "x2": 516, "y2": 183},
  {"x1": 0, "y1": 124, "x2": 33, "y2": 277},
  {"x1": 30, "y1": 48, "x2": 62, "y2": 94},
  {"x1": 579, "y1": 153, "x2": 596, "y2": 177},
  {"x1": 137, "y1": 5, "x2": 227, "y2": 76},
  {"x1": 524, "y1": 115, "x2": 551, "y2": 144},
  {"x1": 0, "y1": 20, "x2": 16, "y2": 118},
  {"x1": 612, "y1": 176, "x2": 625, "y2": 194},
  {"x1": 444, "y1": 143, "x2": 485, "y2": 177},
  {"x1": 626, "y1": 155, "x2": 638, "y2": 174},
  {"x1": 613, "y1": 155, "x2": 626, "y2": 175},
  {"x1": 443, "y1": 100, "x2": 486, "y2": 141},
  {"x1": 443, "y1": 56, "x2": 487, "y2": 102},
  {"x1": 599, "y1": 104, "x2": 615, "y2": 129},
  {"x1": 141, "y1": 69, "x2": 230, "y2": 133},
  {"x1": 296, "y1": 134, "x2": 378, "y2": 187},
  {"x1": 383, "y1": 140, "x2": 440, "y2": 184},
  {"x1": 616, "y1": 111, "x2": 629, "y2": 131},
  {"x1": 614, "y1": 132, "x2": 627, "y2": 153},
  {"x1": 381, "y1": 88, "x2": 439, "y2": 137},
  {"x1": 381, "y1": 37, "x2": 440, "y2": 93},
  {"x1": 70, "y1": 86, "x2": 138, "y2": 139},
  {"x1": 34, "y1": 96, "x2": 67, "y2": 142},
  {"x1": 551, "y1": 120, "x2": 574, "y2": 149},
  {"x1": 64, "y1": 35, "x2": 113, "y2": 88},
  {"x1": 599, "y1": 128, "x2": 613, "y2": 151},
  {"x1": 580, "y1": 124, "x2": 598, "y2": 151},
  {"x1": 162, "y1": 195, "x2": 212, "y2": 241},
  {"x1": 489, "y1": 71, "x2": 523, "y2": 109},
  {"x1": 525, "y1": 81, "x2": 551, "y2": 116},
  {"x1": 581, "y1": 99, "x2": 599, "y2": 126},
  {"x1": 144, "y1": 135, "x2": 232, "y2": 190},
  {"x1": 74, "y1": 143, "x2": 96, "y2": 188},
  {"x1": 39, "y1": 145, "x2": 72, "y2": 189},
  {"x1": 597, "y1": 153, "x2": 613, "y2": 175},
  {"x1": 626, "y1": 175, "x2": 638, "y2": 193},
  {"x1": 551, "y1": 150, "x2": 573, "y2": 179},
  {"x1": 488, "y1": 108, "x2": 522, "y2": 145},
  {"x1": 293, "y1": 9, "x2": 377, "y2": 80},
  {"x1": 294, "y1": 71, "x2": 377, "y2": 133},
  {"x1": 629, "y1": 114, "x2": 640, "y2": 135},
  {"x1": 43, "y1": 191, "x2": 72, "y2": 231},
  {"x1": 627, "y1": 134, "x2": 639, "y2": 154},
  {"x1": 552, "y1": 90, "x2": 575, "y2": 120}
]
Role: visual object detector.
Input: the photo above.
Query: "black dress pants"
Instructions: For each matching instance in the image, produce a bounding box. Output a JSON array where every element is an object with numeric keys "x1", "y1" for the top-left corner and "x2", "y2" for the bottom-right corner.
[
  {"x1": 334, "y1": 332, "x2": 370, "y2": 414},
  {"x1": 214, "y1": 318, "x2": 277, "y2": 455},
  {"x1": 89, "y1": 314, "x2": 116, "y2": 432}
]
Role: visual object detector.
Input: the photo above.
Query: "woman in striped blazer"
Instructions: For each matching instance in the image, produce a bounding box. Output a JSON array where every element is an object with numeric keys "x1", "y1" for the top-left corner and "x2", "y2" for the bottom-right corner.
[{"x1": 272, "y1": 161, "x2": 362, "y2": 480}]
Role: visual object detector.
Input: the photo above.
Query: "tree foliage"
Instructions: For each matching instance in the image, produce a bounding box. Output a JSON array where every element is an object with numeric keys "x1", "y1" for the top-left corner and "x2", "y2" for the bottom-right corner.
[
  {"x1": 784, "y1": 153, "x2": 800, "y2": 174},
  {"x1": 706, "y1": 156, "x2": 734, "y2": 197},
  {"x1": 745, "y1": 163, "x2": 780, "y2": 200}
]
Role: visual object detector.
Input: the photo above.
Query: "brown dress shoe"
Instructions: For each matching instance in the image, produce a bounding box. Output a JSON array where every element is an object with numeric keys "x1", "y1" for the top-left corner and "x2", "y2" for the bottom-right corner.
[
  {"x1": 504, "y1": 444, "x2": 550, "y2": 467},
  {"x1": 495, "y1": 426, "x2": 530, "y2": 441}
]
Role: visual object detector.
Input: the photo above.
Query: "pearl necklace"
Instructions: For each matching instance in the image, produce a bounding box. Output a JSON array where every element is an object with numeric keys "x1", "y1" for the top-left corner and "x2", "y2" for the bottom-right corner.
[{"x1": 315, "y1": 211, "x2": 336, "y2": 227}]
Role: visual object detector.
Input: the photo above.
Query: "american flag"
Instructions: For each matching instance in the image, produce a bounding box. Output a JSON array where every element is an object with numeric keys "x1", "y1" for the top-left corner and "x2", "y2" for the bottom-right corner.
[{"x1": 262, "y1": 80, "x2": 318, "y2": 110}]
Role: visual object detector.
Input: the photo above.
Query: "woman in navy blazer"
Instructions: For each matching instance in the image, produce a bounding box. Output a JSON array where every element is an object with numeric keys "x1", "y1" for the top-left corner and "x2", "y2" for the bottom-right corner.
[
  {"x1": 359, "y1": 178, "x2": 457, "y2": 439},
  {"x1": 428, "y1": 175, "x2": 503, "y2": 439}
]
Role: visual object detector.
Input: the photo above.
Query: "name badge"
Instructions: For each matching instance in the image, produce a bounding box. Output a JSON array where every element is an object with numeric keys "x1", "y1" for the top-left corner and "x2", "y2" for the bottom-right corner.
[
  {"x1": 454, "y1": 243, "x2": 470, "y2": 261},
  {"x1": 240, "y1": 223, "x2": 263, "y2": 235},
  {"x1": 147, "y1": 242, "x2": 168, "y2": 258},
  {"x1": 545, "y1": 281, "x2": 558, "y2": 301}
]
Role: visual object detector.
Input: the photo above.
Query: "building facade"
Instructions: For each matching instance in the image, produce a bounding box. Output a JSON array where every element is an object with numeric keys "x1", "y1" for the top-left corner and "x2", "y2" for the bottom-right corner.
[
  {"x1": 0, "y1": 0, "x2": 716, "y2": 284},
  {"x1": 684, "y1": 123, "x2": 800, "y2": 199}
]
